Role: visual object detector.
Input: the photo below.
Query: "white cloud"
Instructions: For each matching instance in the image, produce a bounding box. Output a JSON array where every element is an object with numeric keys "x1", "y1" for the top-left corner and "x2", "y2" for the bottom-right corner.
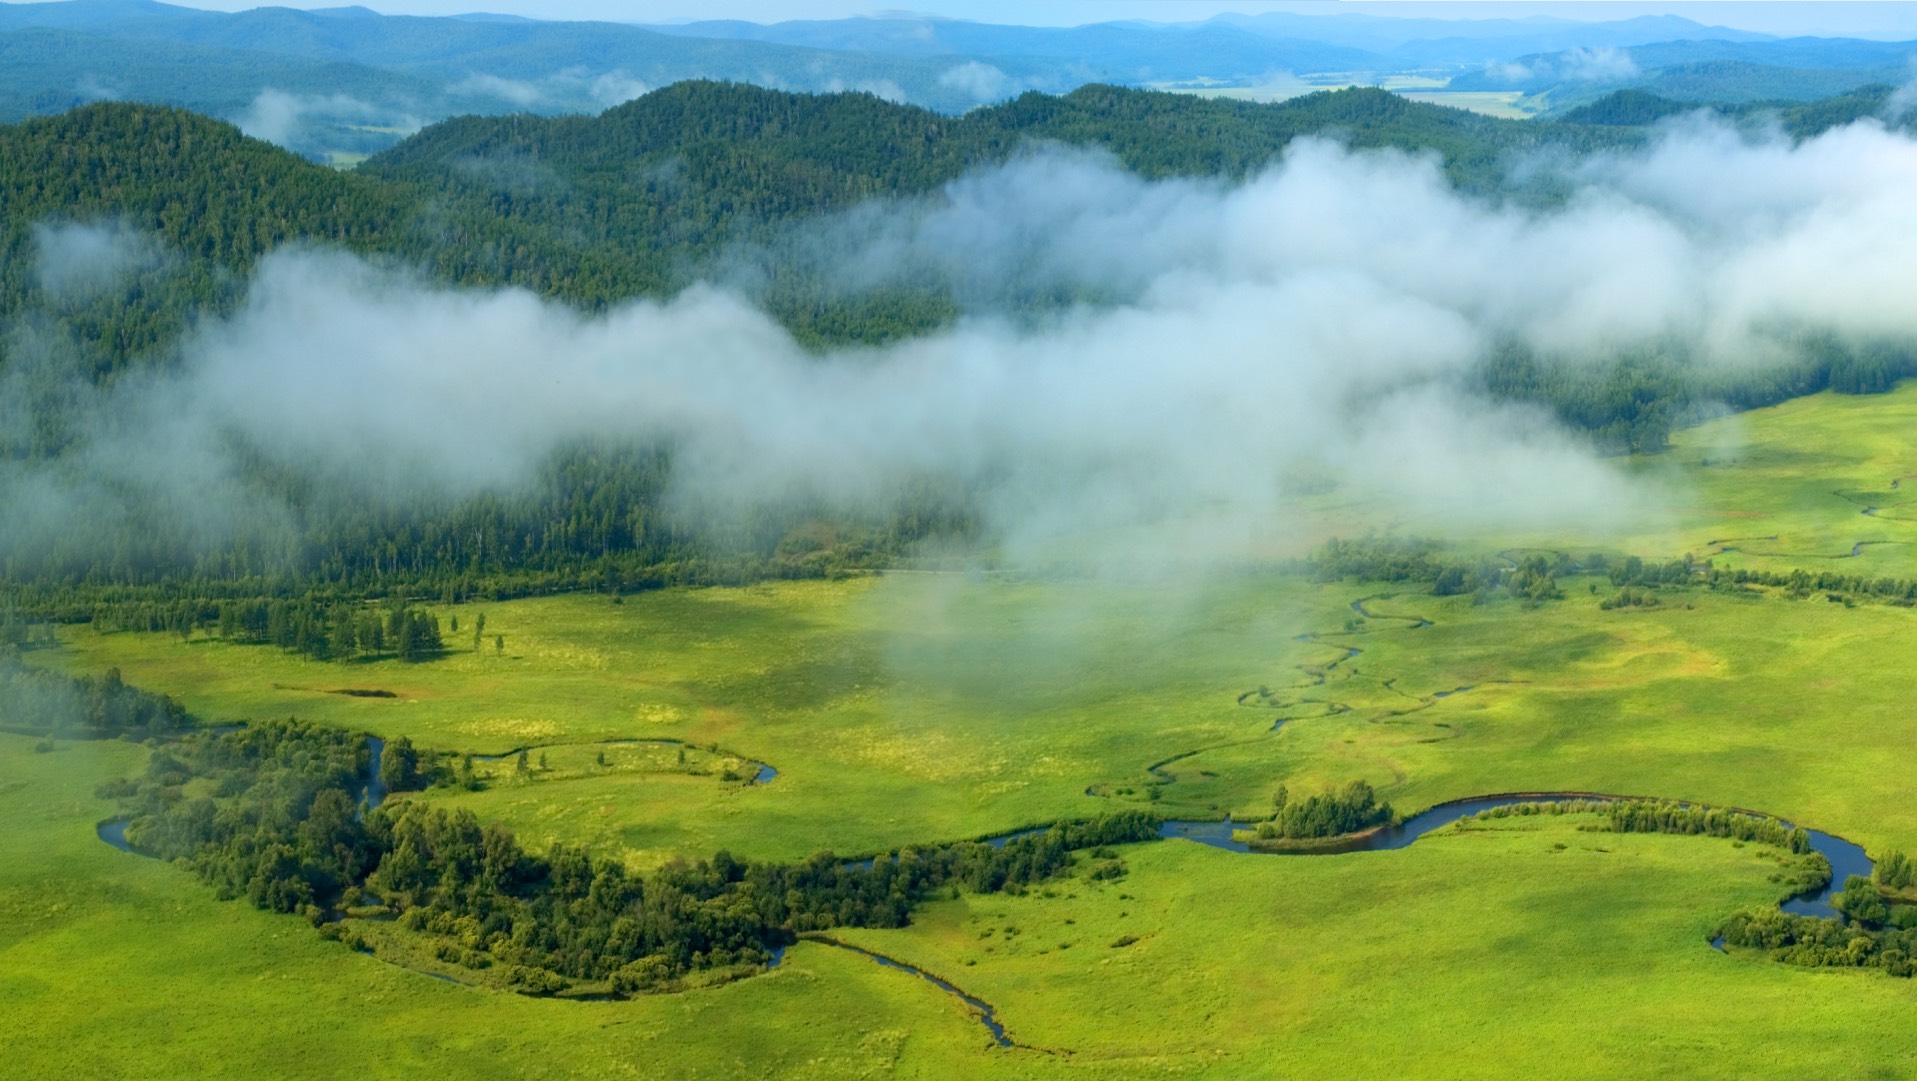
[{"x1": 19, "y1": 114, "x2": 1917, "y2": 572}]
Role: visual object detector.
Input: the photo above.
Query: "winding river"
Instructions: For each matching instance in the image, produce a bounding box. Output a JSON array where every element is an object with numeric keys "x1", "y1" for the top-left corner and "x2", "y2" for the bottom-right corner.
[
  {"x1": 1152, "y1": 794, "x2": 1872, "y2": 920},
  {"x1": 91, "y1": 744, "x2": 1877, "y2": 1048},
  {"x1": 816, "y1": 793, "x2": 1876, "y2": 1045}
]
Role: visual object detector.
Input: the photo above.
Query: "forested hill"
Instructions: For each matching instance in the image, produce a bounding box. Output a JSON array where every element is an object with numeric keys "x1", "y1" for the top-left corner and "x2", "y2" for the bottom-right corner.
[
  {"x1": 1, "y1": 81, "x2": 1913, "y2": 600},
  {"x1": 6, "y1": 81, "x2": 1623, "y2": 378},
  {"x1": 362, "y1": 80, "x2": 1590, "y2": 246},
  {"x1": 2, "y1": 80, "x2": 1906, "y2": 406}
]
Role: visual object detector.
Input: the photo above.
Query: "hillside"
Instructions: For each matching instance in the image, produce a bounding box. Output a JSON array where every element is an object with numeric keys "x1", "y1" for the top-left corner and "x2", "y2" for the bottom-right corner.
[{"x1": 0, "y1": 81, "x2": 1911, "y2": 596}]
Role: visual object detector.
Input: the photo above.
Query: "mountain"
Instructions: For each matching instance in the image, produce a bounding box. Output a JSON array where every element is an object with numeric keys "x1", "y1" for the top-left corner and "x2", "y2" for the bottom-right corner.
[
  {"x1": 0, "y1": 0, "x2": 1077, "y2": 140},
  {"x1": 649, "y1": 18, "x2": 1397, "y2": 79},
  {"x1": 1211, "y1": 11, "x2": 1775, "y2": 65},
  {"x1": 1452, "y1": 35, "x2": 1917, "y2": 104},
  {"x1": 0, "y1": 81, "x2": 1907, "y2": 592},
  {"x1": 5, "y1": 0, "x2": 1913, "y2": 166}
]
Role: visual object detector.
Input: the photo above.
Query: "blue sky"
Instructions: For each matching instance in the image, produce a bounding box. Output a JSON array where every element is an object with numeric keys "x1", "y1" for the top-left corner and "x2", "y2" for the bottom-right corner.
[{"x1": 143, "y1": 2, "x2": 1917, "y2": 38}]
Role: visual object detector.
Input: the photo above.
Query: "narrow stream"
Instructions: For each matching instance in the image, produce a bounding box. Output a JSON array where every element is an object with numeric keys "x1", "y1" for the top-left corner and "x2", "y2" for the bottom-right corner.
[
  {"x1": 362, "y1": 736, "x2": 386, "y2": 814},
  {"x1": 782, "y1": 938, "x2": 1015, "y2": 1047}
]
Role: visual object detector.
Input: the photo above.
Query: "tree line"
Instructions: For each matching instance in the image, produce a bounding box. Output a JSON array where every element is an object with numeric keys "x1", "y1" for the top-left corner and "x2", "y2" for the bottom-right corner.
[
  {"x1": 1297, "y1": 536, "x2": 1570, "y2": 608},
  {"x1": 0, "y1": 655, "x2": 190, "y2": 737}
]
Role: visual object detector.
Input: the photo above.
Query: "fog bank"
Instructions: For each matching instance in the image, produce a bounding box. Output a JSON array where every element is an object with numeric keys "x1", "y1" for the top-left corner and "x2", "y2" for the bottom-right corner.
[{"x1": 17, "y1": 111, "x2": 1917, "y2": 574}]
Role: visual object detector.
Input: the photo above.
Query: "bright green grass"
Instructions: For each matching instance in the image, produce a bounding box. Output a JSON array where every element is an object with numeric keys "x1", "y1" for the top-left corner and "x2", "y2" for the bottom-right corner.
[
  {"x1": 42, "y1": 575, "x2": 1306, "y2": 864},
  {"x1": 9, "y1": 732, "x2": 1913, "y2": 1079},
  {"x1": 1397, "y1": 89, "x2": 1543, "y2": 118},
  {"x1": 41, "y1": 568, "x2": 1917, "y2": 864},
  {"x1": 1594, "y1": 384, "x2": 1917, "y2": 576},
  {"x1": 836, "y1": 818, "x2": 1917, "y2": 1078}
]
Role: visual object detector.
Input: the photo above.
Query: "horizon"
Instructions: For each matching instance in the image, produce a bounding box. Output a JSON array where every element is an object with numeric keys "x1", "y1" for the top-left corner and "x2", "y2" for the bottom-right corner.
[{"x1": 17, "y1": 0, "x2": 1917, "y2": 40}]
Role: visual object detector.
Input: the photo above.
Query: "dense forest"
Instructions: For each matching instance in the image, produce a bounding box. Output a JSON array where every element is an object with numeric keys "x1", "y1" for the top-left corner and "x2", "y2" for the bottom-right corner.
[
  {"x1": 3, "y1": 82, "x2": 1915, "y2": 610},
  {"x1": 99, "y1": 709, "x2": 1161, "y2": 994}
]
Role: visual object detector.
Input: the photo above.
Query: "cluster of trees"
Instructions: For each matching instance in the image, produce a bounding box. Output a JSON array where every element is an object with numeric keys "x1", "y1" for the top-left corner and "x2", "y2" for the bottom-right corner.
[
  {"x1": 1604, "y1": 554, "x2": 1702, "y2": 588},
  {"x1": 1468, "y1": 797, "x2": 1917, "y2": 978},
  {"x1": 1876, "y1": 850, "x2": 1916, "y2": 892},
  {"x1": 1609, "y1": 554, "x2": 1917, "y2": 609},
  {"x1": 1301, "y1": 537, "x2": 1569, "y2": 608},
  {"x1": 98, "y1": 705, "x2": 1160, "y2": 994},
  {"x1": 1256, "y1": 780, "x2": 1394, "y2": 841},
  {"x1": 63, "y1": 596, "x2": 449, "y2": 663},
  {"x1": 0, "y1": 609, "x2": 56, "y2": 651},
  {"x1": 214, "y1": 599, "x2": 445, "y2": 663},
  {"x1": 1708, "y1": 564, "x2": 1917, "y2": 605},
  {"x1": 1296, "y1": 538, "x2": 1917, "y2": 618},
  {"x1": 1302, "y1": 535, "x2": 1451, "y2": 583},
  {"x1": 0, "y1": 657, "x2": 190, "y2": 736},
  {"x1": 1716, "y1": 843, "x2": 1916, "y2": 977},
  {"x1": 1598, "y1": 800, "x2": 1816, "y2": 855},
  {"x1": 1599, "y1": 586, "x2": 1661, "y2": 610},
  {"x1": 106, "y1": 717, "x2": 376, "y2": 914},
  {"x1": 371, "y1": 805, "x2": 1159, "y2": 991},
  {"x1": 1477, "y1": 335, "x2": 1917, "y2": 456},
  {"x1": 1718, "y1": 902, "x2": 1915, "y2": 978}
]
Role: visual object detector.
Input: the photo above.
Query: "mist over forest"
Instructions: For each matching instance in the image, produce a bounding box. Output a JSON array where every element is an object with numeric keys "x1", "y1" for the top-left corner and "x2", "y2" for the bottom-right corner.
[{"x1": 7, "y1": 82, "x2": 1917, "y2": 598}]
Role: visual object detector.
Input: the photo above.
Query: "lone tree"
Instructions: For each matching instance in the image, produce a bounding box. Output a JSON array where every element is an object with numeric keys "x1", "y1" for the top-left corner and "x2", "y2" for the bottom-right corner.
[{"x1": 379, "y1": 736, "x2": 421, "y2": 793}]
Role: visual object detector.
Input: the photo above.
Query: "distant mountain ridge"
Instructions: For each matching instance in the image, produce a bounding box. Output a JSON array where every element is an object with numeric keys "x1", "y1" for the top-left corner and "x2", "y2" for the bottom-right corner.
[{"x1": 1, "y1": 1, "x2": 1913, "y2": 161}]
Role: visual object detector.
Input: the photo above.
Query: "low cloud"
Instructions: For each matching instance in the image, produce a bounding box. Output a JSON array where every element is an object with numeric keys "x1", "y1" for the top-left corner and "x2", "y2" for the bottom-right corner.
[
  {"x1": 1486, "y1": 46, "x2": 1639, "y2": 86},
  {"x1": 15, "y1": 114, "x2": 1917, "y2": 576},
  {"x1": 235, "y1": 89, "x2": 418, "y2": 151},
  {"x1": 938, "y1": 61, "x2": 1016, "y2": 104},
  {"x1": 31, "y1": 221, "x2": 166, "y2": 303},
  {"x1": 453, "y1": 69, "x2": 652, "y2": 111}
]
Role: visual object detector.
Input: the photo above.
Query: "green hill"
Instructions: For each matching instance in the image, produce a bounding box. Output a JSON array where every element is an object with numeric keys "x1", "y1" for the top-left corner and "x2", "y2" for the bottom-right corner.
[{"x1": 0, "y1": 82, "x2": 1911, "y2": 597}]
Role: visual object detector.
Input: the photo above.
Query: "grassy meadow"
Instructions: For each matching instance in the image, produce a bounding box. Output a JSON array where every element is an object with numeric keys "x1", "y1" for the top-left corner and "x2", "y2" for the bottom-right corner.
[
  {"x1": 9, "y1": 386, "x2": 1917, "y2": 1076},
  {"x1": 5, "y1": 731, "x2": 1911, "y2": 1079}
]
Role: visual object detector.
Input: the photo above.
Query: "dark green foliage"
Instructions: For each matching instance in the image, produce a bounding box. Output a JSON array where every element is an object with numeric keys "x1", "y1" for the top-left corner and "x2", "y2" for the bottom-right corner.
[
  {"x1": 0, "y1": 102, "x2": 415, "y2": 381},
  {"x1": 1600, "y1": 587, "x2": 1660, "y2": 610},
  {"x1": 370, "y1": 804, "x2": 1159, "y2": 989},
  {"x1": 1557, "y1": 90, "x2": 1696, "y2": 126},
  {"x1": 113, "y1": 717, "x2": 374, "y2": 918},
  {"x1": 206, "y1": 599, "x2": 442, "y2": 663},
  {"x1": 378, "y1": 735, "x2": 422, "y2": 794},
  {"x1": 1477, "y1": 335, "x2": 1917, "y2": 455},
  {"x1": 1719, "y1": 906, "x2": 1916, "y2": 978},
  {"x1": 1599, "y1": 800, "x2": 1815, "y2": 856},
  {"x1": 1298, "y1": 536, "x2": 1565, "y2": 608},
  {"x1": 0, "y1": 655, "x2": 190, "y2": 736},
  {"x1": 1877, "y1": 850, "x2": 1915, "y2": 892},
  {"x1": 1301, "y1": 535, "x2": 1448, "y2": 583},
  {"x1": 1258, "y1": 780, "x2": 1393, "y2": 840},
  {"x1": 98, "y1": 706, "x2": 1161, "y2": 993},
  {"x1": 2, "y1": 85, "x2": 1914, "y2": 612},
  {"x1": 1467, "y1": 798, "x2": 1917, "y2": 978},
  {"x1": 1835, "y1": 874, "x2": 1891, "y2": 924}
]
